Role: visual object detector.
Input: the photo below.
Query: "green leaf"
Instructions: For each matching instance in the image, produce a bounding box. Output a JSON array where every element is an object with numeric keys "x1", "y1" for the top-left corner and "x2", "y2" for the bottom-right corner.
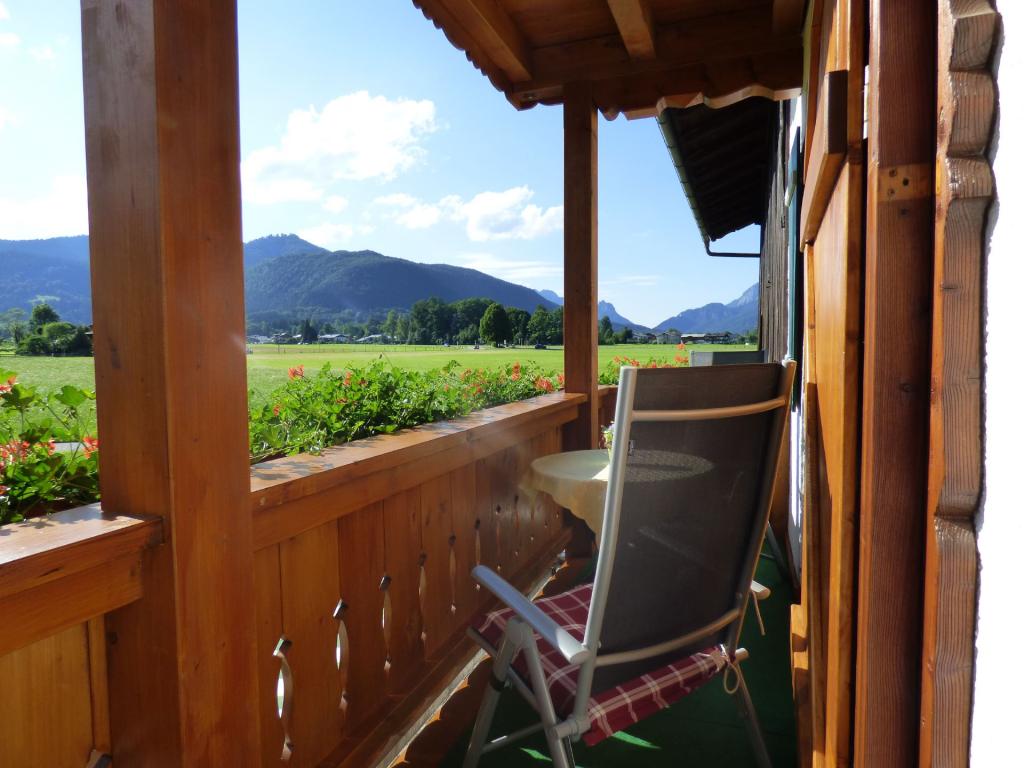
[{"x1": 54, "y1": 385, "x2": 88, "y2": 408}]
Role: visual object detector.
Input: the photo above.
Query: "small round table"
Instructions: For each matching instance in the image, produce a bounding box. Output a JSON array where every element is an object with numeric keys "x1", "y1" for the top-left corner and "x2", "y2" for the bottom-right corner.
[{"x1": 519, "y1": 448, "x2": 713, "y2": 537}]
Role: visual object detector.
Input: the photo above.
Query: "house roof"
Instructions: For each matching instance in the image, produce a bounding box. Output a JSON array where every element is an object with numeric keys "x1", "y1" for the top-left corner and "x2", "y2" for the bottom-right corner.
[
  {"x1": 410, "y1": 0, "x2": 803, "y2": 118},
  {"x1": 657, "y1": 96, "x2": 778, "y2": 250}
]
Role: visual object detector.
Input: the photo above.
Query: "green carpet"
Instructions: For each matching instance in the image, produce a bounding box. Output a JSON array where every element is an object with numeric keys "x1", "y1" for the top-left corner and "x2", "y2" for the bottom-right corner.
[{"x1": 440, "y1": 551, "x2": 797, "y2": 767}]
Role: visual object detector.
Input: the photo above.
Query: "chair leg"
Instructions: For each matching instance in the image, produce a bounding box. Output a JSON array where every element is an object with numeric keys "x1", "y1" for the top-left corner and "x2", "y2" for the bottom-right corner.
[
  {"x1": 733, "y1": 665, "x2": 772, "y2": 768},
  {"x1": 463, "y1": 627, "x2": 520, "y2": 768},
  {"x1": 520, "y1": 632, "x2": 575, "y2": 768}
]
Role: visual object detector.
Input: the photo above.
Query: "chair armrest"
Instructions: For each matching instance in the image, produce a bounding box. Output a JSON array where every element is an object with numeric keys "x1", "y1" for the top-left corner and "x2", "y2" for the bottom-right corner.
[
  {"x1": 473, "y1": 565, "x2": 591, "y2": 666},
  {"x1": 750, "y1": 580, "x2": 771, "y2": 601}
]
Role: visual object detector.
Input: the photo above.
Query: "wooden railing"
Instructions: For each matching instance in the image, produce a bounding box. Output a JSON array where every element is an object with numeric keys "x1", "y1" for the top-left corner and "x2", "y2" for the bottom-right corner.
[
  {"x1": 250, "y1": 391, "x2": 580, "y2": 767},
  {"x1": 0, "y1": 391, "x2": 582, "y2": 768},
  {"x1": 0, "y1": 505, "x2": 162, "y2": 765}
]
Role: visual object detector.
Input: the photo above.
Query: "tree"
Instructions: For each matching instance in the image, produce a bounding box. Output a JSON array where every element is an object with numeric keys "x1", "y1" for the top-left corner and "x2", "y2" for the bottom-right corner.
[
  {"x1": 382, "y1": 310, "x2": 399, "y2": 341},
  {"x1": 598, "y1": 315, "x2": 615, "y2": 345},
  {"x1": 0, "y1": 308, "x2": 27, "y2": 342},
  {"x1": 300, "y1": 318, "x2": 318, "y2": 343},
  {"x1": 506, "y1": 307, "x2": 530, "y2": 345},
  {"x1": 30, "y1": 303, "x2": 60, "y2": 330},
  {"x1": 528, "y1": 306, "x2": 550, "y2": 344},
  {"x1": 614, "y1": 327, "x2": 634, "y2": 344},
  {"x1": 479, "y1": 302, "x2": 511, "y2": 344}
]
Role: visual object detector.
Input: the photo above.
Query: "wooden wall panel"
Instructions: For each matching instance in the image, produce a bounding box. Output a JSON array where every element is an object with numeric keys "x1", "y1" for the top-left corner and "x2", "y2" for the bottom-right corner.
[
  {"x1": 254, "y1": 545, "x2": 286, "y2": 767},
  {"x1": 383, "y1": 489, "x2": 425, "y2": 695},
  {"x1": 337, "y1": 502, "x2": 387, "y2": 733},
  {"x1": 449, "y1": 464, "x2": 481, "y2": 625},
  {"x1": 0, "y1": 623, "x2": 94, "y2": 767},
  {"x1": 760, "y1": 103, "x2": 790, "y2": 362},
  {"x1": 280, "y1": 524, "x2": 344, "y2": 767},
  {"x1": 421, "y1": 474, "x2": 457, "y2": 659}
]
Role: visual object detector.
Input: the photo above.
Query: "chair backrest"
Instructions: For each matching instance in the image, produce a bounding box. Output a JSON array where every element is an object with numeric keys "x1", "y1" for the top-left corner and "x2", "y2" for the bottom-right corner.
[
  {"x1": 580, "y1": 361, "x2": 794, "y2": 695},
  {"x1": 690, "y1": 349, "x2": 768, "y2": 367}
]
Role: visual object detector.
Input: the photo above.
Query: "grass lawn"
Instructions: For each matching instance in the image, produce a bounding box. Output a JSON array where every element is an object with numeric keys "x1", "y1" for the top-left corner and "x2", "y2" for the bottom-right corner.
[{"x1": 1, "y1": 343, "x2": 757, "y2": 429}]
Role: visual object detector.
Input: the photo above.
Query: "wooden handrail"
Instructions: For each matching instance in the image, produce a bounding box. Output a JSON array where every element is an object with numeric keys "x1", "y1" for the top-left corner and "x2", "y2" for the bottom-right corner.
[
  {"x1": 251, "y1": 392, "x2": 584, "y2": 549},
  {"x1": 0, "y1": 504, "x2": 162, "y2": 656},
  {"x1": 631, "y1": 395, "x2": 789, "y2": 422}
]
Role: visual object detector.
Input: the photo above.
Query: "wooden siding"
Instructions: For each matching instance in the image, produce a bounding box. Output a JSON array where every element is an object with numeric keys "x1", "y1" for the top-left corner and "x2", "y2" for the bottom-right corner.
[{"x1": 760, "y1": 102, "x2": 789, "y2": 363}]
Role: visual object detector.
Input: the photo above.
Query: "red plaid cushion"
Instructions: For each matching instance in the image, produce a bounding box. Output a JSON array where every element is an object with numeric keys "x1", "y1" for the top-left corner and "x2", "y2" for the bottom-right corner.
[{"x1": 476, "y1": 582, "x2": 729, "y2": 745}]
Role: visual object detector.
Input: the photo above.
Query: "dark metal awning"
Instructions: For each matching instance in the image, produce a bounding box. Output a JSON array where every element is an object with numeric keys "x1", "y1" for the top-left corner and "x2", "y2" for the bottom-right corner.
[{"x1": 658, "y1": 97, "x2": 778, "y2": 257}]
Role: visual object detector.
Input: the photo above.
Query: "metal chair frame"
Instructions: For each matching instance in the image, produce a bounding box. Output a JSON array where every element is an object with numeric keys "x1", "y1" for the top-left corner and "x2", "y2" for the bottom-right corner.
[{"x1": 463, "y1": 361, "x2": 796, "y2": 768}]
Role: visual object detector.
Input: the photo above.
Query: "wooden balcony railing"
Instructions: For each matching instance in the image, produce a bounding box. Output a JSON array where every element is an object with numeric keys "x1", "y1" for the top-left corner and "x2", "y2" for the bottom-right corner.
[{"x1": 0, "y1": 391, "x2": 584, "y2": 768}]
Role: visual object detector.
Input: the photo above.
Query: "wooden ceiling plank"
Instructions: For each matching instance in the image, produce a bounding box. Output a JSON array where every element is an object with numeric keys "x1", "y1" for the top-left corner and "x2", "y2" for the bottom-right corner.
[
  {"x1": 607, "y1": 0, "x2": 657, "y2": 60},
  {"x1": 773, "y1": 0, "x2": 805, "y2": 34},
  {"x1": 442, "y1": 0, "x2": 533, "y2": 82},
  {"x1": 512, "y1": 9, "x2": 798, "y2": 103}
]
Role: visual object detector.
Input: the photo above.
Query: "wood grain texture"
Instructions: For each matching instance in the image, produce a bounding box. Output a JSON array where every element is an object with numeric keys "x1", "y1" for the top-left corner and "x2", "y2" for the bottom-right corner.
[
  {"x1": 919, "y1": 2, "x2": 997, "y2": 764},
  {"x1": 80, "y1": 1, "x2": 260, "y2": 763},
  {"x1": 607, "y1": 0, "x2": 657, "y2": 60},
  {"x1": 800, "y1": 69, "x2": 848, "y2": 245},
  {"x1": 279, "y1": 523, "x2": 343, "y2": 767},
  {"x1": 0, "y1": 504, "x2": 160, "y2": 600},
  {"x1": 562, "y1": 83, "x2": 599, "y2": 451},
  {"x1": 384, "y1": 489, "x2": 426, "y2": 696},
  {"x1": 421, "y1": 474, "x2": 457, "y2": 658},
  {"x1": 251, "y1": 394, "x2": 581, "y2": 549},
  {"x1": 336, "y1": 503, "x2": 388, "y2": 734},
  {"x1": 853, "y1": 2, "x2": 936, "y2": 765},
  {"x1": 805, "y1": 5, "x2": 865, "y2": 766},
  {"x1": 0, "y1": 552, "x2": 143, "y2": 658},
  {"x1": 253, "y1": 544, "x2": 286, "y2": 767},
  {"x1": 87, "y1": 616, "x2": 111, "y2": 755},
  {"x1": 0, "y1": 623, "x2": 95, "y2": 768},
  {"x1": 437, "y1": 0, "x2": 533, "y2": 81}
]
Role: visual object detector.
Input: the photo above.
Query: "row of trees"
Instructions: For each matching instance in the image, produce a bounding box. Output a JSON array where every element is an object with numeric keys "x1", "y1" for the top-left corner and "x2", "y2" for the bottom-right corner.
[
  {"x1": 395, "y1": 297, "x2": 565, "y2": 345},
  {"x1": 0, "y1": 304, "x2": 93, "y2": 356}
]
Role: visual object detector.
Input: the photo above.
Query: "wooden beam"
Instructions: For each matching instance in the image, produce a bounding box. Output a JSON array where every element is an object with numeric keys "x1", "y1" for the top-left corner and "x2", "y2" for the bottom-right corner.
[
  {"x1": 562, "y1": 83, "x2": 599, "y2": 451},
  {"x1": 81, "y1": 1, "x2": 261, "y2": 764},
  {"x1": 438, "y1": 0, "x2": 532, "y2": 81},
  {"x1": 853, "y1": 1, "x2": 936, "y2": 765},
  {"x1": 606, "y1": 0, "x2": 656, "y2": 60},
  {"x1": 919, "y1": 2, "x2": 998, "y2": 765},
  {"x1": 512, "y1": 10, "x2": 800, "y2": 107},
  {"x1": 800, "y1": 69, "x2": 847, "y2": 245}
]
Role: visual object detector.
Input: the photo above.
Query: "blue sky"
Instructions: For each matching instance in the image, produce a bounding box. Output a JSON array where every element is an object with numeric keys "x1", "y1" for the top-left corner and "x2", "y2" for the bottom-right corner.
[{"x1": 0, "y1": 0, "x2": 759, "y2": 327}]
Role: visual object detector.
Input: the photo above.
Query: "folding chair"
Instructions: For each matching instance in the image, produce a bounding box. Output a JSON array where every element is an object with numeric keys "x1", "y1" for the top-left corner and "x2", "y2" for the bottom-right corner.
[{"x1": 463, "y1": 361, "x2": 796, "y2": 767}]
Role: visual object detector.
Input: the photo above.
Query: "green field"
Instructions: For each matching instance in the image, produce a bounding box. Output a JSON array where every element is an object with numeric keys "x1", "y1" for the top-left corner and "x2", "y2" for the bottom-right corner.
[{"x1": 1, "y1": 342, "x2": 757, "y2": 403}]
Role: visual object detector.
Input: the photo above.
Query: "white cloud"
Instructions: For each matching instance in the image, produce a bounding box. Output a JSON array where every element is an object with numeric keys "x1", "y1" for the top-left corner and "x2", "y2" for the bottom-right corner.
[
  {"x1": 373, "y1": 186, "x2": 562, "y2": 241},
  {"x1": 0, "y1": 31, "x2": 19, "y2": 47},
  {"x1": 29, "y1": 45, "x2": 55, "y2": 62},
  {"x1": 242, "y1": 91, "x2": 437, "y2": 205},
  {"x1": 298, "y1": 222, "x2": 354, "y2": 250},
  {"x1": 457, "y1": 253, "x2": 563, "y2": 284},
  {"x1": 448, "y1": 186, "x2": 563, "y2": 242},
  {"x1": 0, "y1": 175, "x2": 88, "y2": 238},
  {"x1": 322, "y1": 195, "x2": 349, "y2": 214},
  {"x1": 0, "y1": 3, "x2": 9, "y2": 21},
  {"x1": 0, "y1": 106, "x2": 13, "y2": 130}
]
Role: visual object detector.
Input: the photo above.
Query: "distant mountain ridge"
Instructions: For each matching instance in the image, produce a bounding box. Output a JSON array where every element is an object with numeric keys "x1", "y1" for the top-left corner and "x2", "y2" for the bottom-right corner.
[
  {"x1": 536, "y1": 290, "x2": 649, "y2": 332},
  {"x1": 0, "y1": 234, "x2": 558, "y2": 323},
  {"x1": 654, "y1": 282, "x2": 759, "y2": 333},
  {"x1": 245, "y1": 245, "x2": 558, "y2": 317}
]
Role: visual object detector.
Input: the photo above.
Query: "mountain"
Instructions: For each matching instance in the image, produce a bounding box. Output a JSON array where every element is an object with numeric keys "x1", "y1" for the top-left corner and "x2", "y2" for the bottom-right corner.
[
  {"x1": 245, "y1": 249, "x2": 558, "y2": 318},
  {"x1": 243, "y1": 234, "x2": 327, "y2": 268},
  {"x1": 535, "y1": 290, "x2": 648, "y2": 332},
  {"x1": 654, "y1": 283, "x2": 759, "y2": 334},
  {"x1": 0, "y1": 236, "x2": 92, "y2": 323}
]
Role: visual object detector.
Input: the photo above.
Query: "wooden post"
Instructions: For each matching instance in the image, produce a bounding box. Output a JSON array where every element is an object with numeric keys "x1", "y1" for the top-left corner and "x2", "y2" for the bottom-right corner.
[
  {"x1": 853, "y1": 1, "x2": 936, "y2": 765},
  {"x1": 919, "y1": 2, "x2": 997, "y2": 765},
  {"x1": 562, "y1": 83, "x2": 599, "y2": 451},
  {"x1": 81, "y1": 1, "x2": 260, "y2": 765}
]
